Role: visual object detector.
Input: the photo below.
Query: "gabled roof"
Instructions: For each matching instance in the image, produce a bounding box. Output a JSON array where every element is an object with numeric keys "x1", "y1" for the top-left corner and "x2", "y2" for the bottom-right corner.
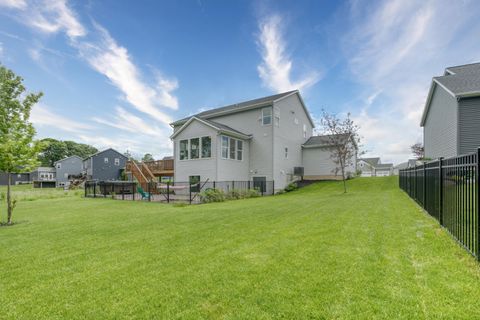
[
  {"x1": 302, "y1": 133, "x2": 352, "y2": 148},
  {"x1": 170, "y1": 116, "x2": 251, "y2": 140},
  {"x1": 394, "y1": 162, "x2": 409, "y2": 170},
  {"x1": 170, "y1": 90, "x2": 315, "y2": 127},
  {"x1": 33, "y1": 167, "x2": 55, "y2": 172},
  {"x1": 83, "y1": 148, "x2": 128, "y2": 161},
  {"x1": 54, "y1": 155, "x2": 83, "y2": 165},
  {"x1": 375, "y1": 163, "x2": 393, "y2": 169},
  {"x1": 358, "y1": 157, "x2": 381, "y2": 167},
  {"x1": 421, "y1": 62, "x2": 480, "y2": 126}
]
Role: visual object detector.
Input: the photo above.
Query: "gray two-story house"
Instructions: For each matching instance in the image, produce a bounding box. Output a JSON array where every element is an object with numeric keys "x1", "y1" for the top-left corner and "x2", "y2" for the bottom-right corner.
[
  {"x1": 421, "y1": 62, "x2": 480, "y2": 158},
  {"x1": 54, "y1": 155, "x2": 84, "y2": 187},
  {"x1": 83, "y1": 148, "x2": 128, "y2": 181},
  {"x1": 170, "y1": 90, "x2": 357, "y2": 190}
]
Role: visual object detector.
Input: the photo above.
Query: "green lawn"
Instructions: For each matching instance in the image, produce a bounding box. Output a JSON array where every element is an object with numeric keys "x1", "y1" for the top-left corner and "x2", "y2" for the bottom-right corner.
[{"x1": 1, "y1": 177, "x2": 480, "y2": 319}]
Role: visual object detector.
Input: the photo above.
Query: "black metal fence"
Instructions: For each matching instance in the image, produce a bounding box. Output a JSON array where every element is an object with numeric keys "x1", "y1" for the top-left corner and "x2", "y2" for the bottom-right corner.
[
  {"x1": 85, "y1": 180, "x2": 274, "y2": 204},
  {"x1": 399, "y1": 151, "x2": 479, "y2": 259}
]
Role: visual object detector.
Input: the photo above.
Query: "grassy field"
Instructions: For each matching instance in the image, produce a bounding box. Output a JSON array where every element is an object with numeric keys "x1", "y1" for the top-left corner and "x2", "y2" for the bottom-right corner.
[{"x1": 1, "y1": 177, "x2": 480, "y2": 319}]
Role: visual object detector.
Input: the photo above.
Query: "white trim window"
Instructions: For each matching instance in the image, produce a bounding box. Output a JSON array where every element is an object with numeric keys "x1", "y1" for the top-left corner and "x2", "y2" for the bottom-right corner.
[
  {"x1": 221, "y1": 136, "x2": 229, "y2": 159},
  {"x1": 237, "y1": 140, "x2": 243, "y2": 160},
  {"x1": 201, "y1": 136, "x2": 212, "y2": 158},
  {"x1": 56, "y1": 163, "x2": 61, "y2": 169},
  {"x1": 104, "y1": 157, "x2": 109, "y2": 163},
  {"x1": 179, "y1": 139, "x2": 189, "y2": 160},
  {"x1": 114, "y1": 158, "x2": 120, "y2": 166},
  {"x1": 262, "y1": 107, "x2": 272, "y2": 125},
  {"x1": 221, "y1": 135, "x2": 243, "y2": 161},
  {"x1": 190, "y1": 138, "x2": 200, "y2": 159}
]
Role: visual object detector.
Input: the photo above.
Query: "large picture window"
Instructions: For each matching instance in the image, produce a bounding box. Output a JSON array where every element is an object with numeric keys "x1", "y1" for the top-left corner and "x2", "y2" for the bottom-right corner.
[
  {"x1": 262, "y1": 107, "x2": 272, "y2": 125},
  {"x1": 190, "y1": 138, "x2": 200, "y2": 159},
  {"x1": 179, "y1": 136, "x2": 212, "y2": 160},
  {"x1": 179, "y1": 139, "x2": 188, "y2": 160},
  {"x1": 201, "y1": 136, "x2": 211, "y2": 158}
]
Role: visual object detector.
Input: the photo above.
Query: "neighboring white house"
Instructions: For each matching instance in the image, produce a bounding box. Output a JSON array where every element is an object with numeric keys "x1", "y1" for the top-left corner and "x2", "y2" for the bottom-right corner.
[
  {"x1": 357, "y1": 157, "x2": 393, "y2": 177},
  {"x1": 170, "y1": 90, "x2": 357, "y2": 190}
]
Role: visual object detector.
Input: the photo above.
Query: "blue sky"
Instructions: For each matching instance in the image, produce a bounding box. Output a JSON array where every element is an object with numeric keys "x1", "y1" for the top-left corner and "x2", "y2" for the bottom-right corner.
[{"x1": 1, "y1": 0, "x2": 480, "y2": 163}]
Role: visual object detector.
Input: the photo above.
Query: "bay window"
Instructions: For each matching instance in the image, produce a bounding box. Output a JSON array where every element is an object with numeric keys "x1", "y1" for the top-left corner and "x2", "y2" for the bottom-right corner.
[
  {"x1": 221, "y1": 136, "x2": 229, "y2": 159},
  {"x1": 190, "y1": 138, "x2": 200, "y2": 159},
  {"x1": 201, "y1": 136, "x2": 211, "y2": 158},
  {"x1": 180, "y1": 136, "x2": 212, "y2": 160},
  {"x1": 221, "y1": 135, "x2": 244, "y2": 161},
  {"x1": 179, "y1": 139, "x2": 188, "y2": 160}
]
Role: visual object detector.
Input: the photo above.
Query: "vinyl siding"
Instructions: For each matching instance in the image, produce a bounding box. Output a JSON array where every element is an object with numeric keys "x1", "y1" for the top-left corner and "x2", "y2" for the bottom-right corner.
[
  {"x1": 272, "y1": 94, "x2": 313, "y2": 189},
  {"x1": 458, "y1": 97, "x2": 480, "y2": 155},
  {"x1": 423, "y1": 85, "x2": 458, "y2": 158},
  {"x1": 302, "y1": 145, "x2": 356, "y2": 179},
  {"x1": 216, "y1": 136, "x2": 250, "y2": 181},
  {"x1": 90, "y1": 149, "x2": 127, "y2": 181},
  {"x1": 55, "y1": 156, "x2": 83, "y2": 186}
]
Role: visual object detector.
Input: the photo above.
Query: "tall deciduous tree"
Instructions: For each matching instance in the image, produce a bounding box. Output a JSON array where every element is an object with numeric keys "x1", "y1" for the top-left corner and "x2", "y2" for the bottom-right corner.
[
  {"x1": 142, "y1": 153, "x2": 154, "y2": 162},
  {"x1": 0, "y1": 64, "x2": 43, "y2": 225},
  {"x1": 320, "y1": 110, "x2": 361, "y2": 193}
]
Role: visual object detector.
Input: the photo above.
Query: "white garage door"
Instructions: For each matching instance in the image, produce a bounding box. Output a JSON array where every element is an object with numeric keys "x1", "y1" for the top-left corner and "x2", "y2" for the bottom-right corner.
[
  {"x1": 361, "y1": 171, "x2": 372, "y2": 177},
  {"x1": 376, "y1": 170, "x2": 390, "y2": 177}
]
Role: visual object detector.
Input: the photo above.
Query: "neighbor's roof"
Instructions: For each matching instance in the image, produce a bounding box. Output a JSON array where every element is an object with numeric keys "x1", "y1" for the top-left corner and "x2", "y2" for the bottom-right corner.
[
  {"x1": 170, "y1": 90, "x2": 315, "y2": 127},
  {"x1": 375, "y1": 163, "x2": 393, "y2": 169},
  {"x1": 421, "y1": 62, "x2": 480, "y2": 126},
  {"x1": 170, "y1": 116, "x2": 251, "y2": 140},
  {"x1": 302, "y1": 133, "x2": 352, "y2": 148},
  {"x1": 33, "y1": 167, "x2": 55, "y2": 172},
  {"x1": 359, "y1": 157, "x2": 381, "y2": 166},
  {"x1": 54, "y1": 155, "x2": 83, "y2": 165},
  {"x1": 83, "y1": 148, "x2": 128, "y2": 161},
  {"x1": 394, "y1": 162, "x2": 409, "y2": 170}
]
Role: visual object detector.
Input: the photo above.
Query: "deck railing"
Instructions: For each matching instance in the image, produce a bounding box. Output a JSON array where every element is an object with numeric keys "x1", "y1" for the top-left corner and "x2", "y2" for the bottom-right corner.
[{"x1": 399, "y1": 150, "x2": 479, "y2": 259}]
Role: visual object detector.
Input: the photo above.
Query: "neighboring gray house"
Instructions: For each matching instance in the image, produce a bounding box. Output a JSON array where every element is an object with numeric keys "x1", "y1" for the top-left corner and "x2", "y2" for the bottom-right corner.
[
  {"x1": 0, "y1": 173, "x2": 30, "y2": 185},
  {"x1": 170, "y1": 90, "x2": 357, "y2": 190},
  {"x1": 393, "y1": 162, "x2": 408, "y2": 175},
  {"x1": 302, "y1": 135, "x2": 357, "y2": 179},
  {"x1": 357, "y1": 157, "x2": 393, "y2": 177},
  {"x1": 84, "y1": 148, "x2": 128, "y2": 181},
  {"x1": 30, "y1": 167, "x2": 56, "y2": 181},
  {"x1": 54, "y1": 155, "x2": 84, "y2": 187},
  {"x1": 421, "y1": 62, "x2": 480, "y2": 159}
]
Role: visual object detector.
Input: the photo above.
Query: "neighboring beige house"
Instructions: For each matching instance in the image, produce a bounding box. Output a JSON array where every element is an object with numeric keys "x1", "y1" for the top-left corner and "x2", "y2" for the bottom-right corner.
[
  {"x1": 170, "y1": 90, "x2": 357, "y2": 190},
  {"x1": 357, "y1": 157, "x2": 393, "y2": 177}
]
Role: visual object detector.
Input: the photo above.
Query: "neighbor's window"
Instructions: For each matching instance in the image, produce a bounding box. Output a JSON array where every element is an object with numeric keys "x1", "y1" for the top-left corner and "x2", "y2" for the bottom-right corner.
[
  {"x1": 114, "y1": 158, "x2": 120, "y2": 166},
  {"x1": 190, "y1": 138, "x2": 200, "y2": 159},
  {"x1": 285, "y1": 147, "x2": 288, "y2": 159},
  {"x1": 221, "y1": 136, "x2": 229, "y2": 159},
  {"x1": 57, "y1": 163, "x2": 61, "y2": 169},
  {"x1": 104, "y1": 157, "x2": 109, "y2": 163},
  {"x1": 237, "y1": 140, "x2": 243, "y2": 160},
  {"x1": 262, "y1": 108, "x2": 272, "y2": 125},
  {"x1": 201, "y1": 136, "x2": 211, "y2": 158},
  {"x1": 179, "y1": 139, "x2": 188, "y2": 160}
]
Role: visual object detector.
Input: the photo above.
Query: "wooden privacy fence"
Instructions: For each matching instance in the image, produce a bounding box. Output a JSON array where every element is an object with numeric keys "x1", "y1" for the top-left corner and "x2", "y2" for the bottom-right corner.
[{"x1": 399, "y1": 151, "x2": 479, "y2": 259}]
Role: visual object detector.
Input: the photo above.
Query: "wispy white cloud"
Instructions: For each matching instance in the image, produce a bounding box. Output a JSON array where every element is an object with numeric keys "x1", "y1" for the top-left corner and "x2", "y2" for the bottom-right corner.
[
  {"x1": 257, "y1": 14, "x2": 320, "y2": 93},
  {"x1": 75, "y1": 23, "x2": 177, "y2": 125},
  {"x1": 0, "y1": 0, "x2": 26, "y2": 9},
  {"x1": 31, "y1": 104, "x2": 93, "y2": 134},
  {"x1": 343, "y1": 0, "x2": 480, "y2": 163}
]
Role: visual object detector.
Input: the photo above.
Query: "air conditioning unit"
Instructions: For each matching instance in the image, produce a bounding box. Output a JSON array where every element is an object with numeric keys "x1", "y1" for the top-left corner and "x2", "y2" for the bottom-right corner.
[{"x1": 294, "y1": 167, "x2": 304, "y2": 176}]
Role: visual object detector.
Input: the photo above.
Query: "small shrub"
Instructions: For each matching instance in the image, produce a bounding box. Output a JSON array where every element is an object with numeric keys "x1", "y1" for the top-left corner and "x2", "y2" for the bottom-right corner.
[
  {"x1": 276, "y1": 189, "x2": 286, "y2": 195},
  {"x1": 284, "y1": 182, "x2": 298, "y2": 192},
  {"x1": 200, "y1": 188, "x2": 226, "y2": 203},
  {"x1": 245, "y1": 189, "x2": 260, "y2": 198}
]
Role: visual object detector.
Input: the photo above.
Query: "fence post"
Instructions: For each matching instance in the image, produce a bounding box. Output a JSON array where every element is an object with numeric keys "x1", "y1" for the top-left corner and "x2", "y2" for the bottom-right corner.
[
  {"x1": 189, "y1": 184, "x2": 192, "y2": 205},
  {"x1": 167, "y1": 182, "x2": 170, "y2": 203},
  {"x1": 476, "y1": 148, "x2": 480, "y2": 260},
  {"x1": 213, "y1": 181, "x2": 216, "y2": 190},
  {"x1": 122, "y1": 183, "x2": 125, "y2": 200},
  {"x1": 439, "y1": 158, "x2": 443, "y2": 225},
  {"x1": 132, "y1": 183, "x2": 135, "y2": 201},
  {"x1": 272, "y1": 181, "x2": 275, "y2": 195},
  {"x1": 93, "y1": 182, "x2": 96, "y2": 198},
  {"x1": 232, "y1": 181, "x2": 235, "y2": 190},
  {"x1": 148, "y1": 182, "x2": 151, "y2": 202},
  {"x1": 84, "y1": 182, "x2": 87, "y2": 198},
  {"x1": 423, "y1": 165, "x2": 427, "y2": 208}
]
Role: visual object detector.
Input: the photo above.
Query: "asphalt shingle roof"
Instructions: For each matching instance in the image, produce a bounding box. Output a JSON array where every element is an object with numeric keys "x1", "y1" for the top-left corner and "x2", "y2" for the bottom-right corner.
[
  {"x1": 359, "y1": 157, "x2": 381, "y2": 166},
  {"x1": 303, "y1": 134, "x2": 350, "y2": 147},
  {"x1": 201, "y1": 119, "x2": 250, "y2": 137},
  {"x1": 171, "y1": 90, "x2": 298, "y2": 126},
  {"x1": 434, "y1": 63, "x2": 480, "y2": 97}
]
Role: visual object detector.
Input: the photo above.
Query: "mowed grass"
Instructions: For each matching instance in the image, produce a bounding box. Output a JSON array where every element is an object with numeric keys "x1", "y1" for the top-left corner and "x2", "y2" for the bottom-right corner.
[{"x1": 1, "y1": 177, "x2": 480, "y2": 319}]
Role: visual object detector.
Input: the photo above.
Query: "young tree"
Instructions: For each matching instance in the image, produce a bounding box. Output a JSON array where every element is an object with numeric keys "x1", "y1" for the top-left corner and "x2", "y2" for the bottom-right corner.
[
  {"x1": 142, "y1": 153, "x2": 154, "y2": 162},
  {"x1": 320, "y1": 110, "x2": 361, "y2": 193},
  {"x1": 410, "y1": 142, "x2": 424, "y2": 159},
  {"x1": 0, "y1": 64, "x2": 43, "y2": 225}
]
